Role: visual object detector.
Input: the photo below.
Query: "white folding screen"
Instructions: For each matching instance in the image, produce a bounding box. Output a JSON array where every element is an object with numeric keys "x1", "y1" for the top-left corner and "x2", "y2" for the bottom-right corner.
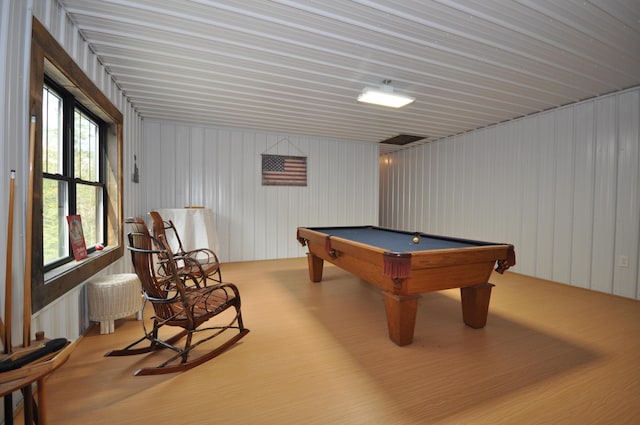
[{"x1": 381, "y1": 88, "x2": 640, "y2": 300}]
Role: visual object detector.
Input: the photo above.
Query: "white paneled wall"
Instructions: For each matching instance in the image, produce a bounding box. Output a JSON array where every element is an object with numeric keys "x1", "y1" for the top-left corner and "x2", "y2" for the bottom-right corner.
[
  {"x1": 142, "y1": 120, "x2": 379, "y2": 262},
  {"x1": 381, "y1": 88, "x2": 640, "y2": 300},
  {"x1": 0, "y1": 0, "x2": 145, "y2": 361}
]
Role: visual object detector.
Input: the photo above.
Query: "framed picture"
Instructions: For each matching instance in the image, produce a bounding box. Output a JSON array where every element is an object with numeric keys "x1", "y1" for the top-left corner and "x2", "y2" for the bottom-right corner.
[
  {"x1": 67, "y1": 215, "x2": 87, "y2": 260},
  {"x1": 261, "y1": 154, "x2": 307, "y2": 186}
]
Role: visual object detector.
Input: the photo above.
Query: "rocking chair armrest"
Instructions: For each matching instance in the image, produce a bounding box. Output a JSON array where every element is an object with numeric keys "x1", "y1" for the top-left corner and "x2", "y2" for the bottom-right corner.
[
  {"x1": 204, "y1": 281, "x2": 240, "y2": 295},
  {"x1": 183, "y1": 248, "x2": 220, "y2": 263},
  {"x1": 143, "y1": 292, "x2": 180, "y2": 304},
  {"x1": 128, "y1": 245, "x2": 164, "y2": 255},
  {"x1": 172, "y1": 255, "x2": 218, "y2": 289},
  {"x1": 182, "y1": 281, "x2": 241, "y2": 307},
  {"x1": 214, "y1": 282, "x2": 241, "y2": 299}
]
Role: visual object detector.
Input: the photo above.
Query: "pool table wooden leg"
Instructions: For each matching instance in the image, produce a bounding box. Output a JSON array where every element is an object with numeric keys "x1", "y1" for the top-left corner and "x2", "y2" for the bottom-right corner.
[
  {"x1": 383, "y1": 292, "x2": 421, "y2": 346},
  {"x1": 460, "y1": 283, "x2": 495, "y2": 328},
  {"x1": 306, "y1": 253, "x2": 324, "y2": 282}
]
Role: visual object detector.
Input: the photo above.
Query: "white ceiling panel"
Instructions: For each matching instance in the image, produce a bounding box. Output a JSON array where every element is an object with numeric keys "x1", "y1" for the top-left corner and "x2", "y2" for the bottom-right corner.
[{"x1": 58, "y1": 0, "x2": 640, "y2": 152}]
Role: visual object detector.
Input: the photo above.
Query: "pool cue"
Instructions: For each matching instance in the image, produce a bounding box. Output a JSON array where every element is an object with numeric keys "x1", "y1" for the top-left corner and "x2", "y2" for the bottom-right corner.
[
  {"x1": 16, "y1": 116, "x2": 37, "y2": 425},
  {"x1": 3, "y1": 170, "x2": 16, "y2": 425},
  {"x1": 3, "y1": 170, "x2": 16, "y2": 353},
  {"x1": 23, "y1": 116, "x2": 36, "y2": 349}
]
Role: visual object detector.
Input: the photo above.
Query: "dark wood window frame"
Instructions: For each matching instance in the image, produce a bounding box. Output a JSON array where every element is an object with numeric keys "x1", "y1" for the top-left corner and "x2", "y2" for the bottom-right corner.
[{"x1": 30, "y1": 17, "x2": 124, "y2": 312}]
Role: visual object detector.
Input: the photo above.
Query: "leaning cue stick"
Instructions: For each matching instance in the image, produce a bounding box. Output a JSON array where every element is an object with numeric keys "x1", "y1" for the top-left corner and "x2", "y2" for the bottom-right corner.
[
  {"x1": 23, "y1": 116, "x2": 36, "y2": 348},
  {"x1": 3, "y1": 171, "x2": 16, "y2": 425},
  {"x1": 3, "y1": 170, "x2": 16, "y2": 353}
]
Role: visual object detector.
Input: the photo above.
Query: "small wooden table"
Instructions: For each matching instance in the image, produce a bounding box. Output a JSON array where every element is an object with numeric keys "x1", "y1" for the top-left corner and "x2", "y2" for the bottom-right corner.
[{"x1": 0, "y1": 339, "x2": 74, "y2": 425}]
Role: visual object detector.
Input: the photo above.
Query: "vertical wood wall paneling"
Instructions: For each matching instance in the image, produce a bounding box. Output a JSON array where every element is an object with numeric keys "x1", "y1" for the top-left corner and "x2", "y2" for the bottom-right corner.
[
  {"x1": 409, "y1": 146, "x2": 419, "y2": 231},
  {"x1": 392, "y1": 150, "x2": 403, "y2": 229},
  {"x1": 229, "y1": 130, "x2": 245, "y2": 261},
  {"x1": 571, "y1": 101, "x2": 596, "y2": 289},
  {"x1": 22, "y1": 0, "x2": 145, "y2": 344},
  {"x1": 520, "y1": 118, "x2": 540, "y2": 276},
  {"x1": 174, "y1": 125, "x2": 191, "y2": 207},
  {"x1": 387, "y1": 152, "x2": 397, "y2": 227},
  {"x1": 240, "y1": 131, "x2": 255, "y2": 261},
  {"x1": 379, "y1": 154, "x2": 390, "y2": 227},
  {"x1": 142, "y1": 120, "x2": 160, "y2": 212},
  {"x1": 0, "y1": 0, "x2": 28, "y2": 356},
  {"x1": 535, "y1": 112, "x2": 556, "y2": 280},
  {"x1": 380, "y1": 88, "x2": 640, "y2": 300},
  {"x1": 158, "y1": 123, "x2": 175, "y2": 207},
  {"x1": 493, "y1": 126, "x2": 509, "y2": 244},
  {"x1": 435, "y1": 141, "x2": 446, "y2": 233},
  {"x1": 505, "y1": 122, "x2": 523, "y2": 257},
  {"x1": 592, "y1": 97, "x2": 618, "y2": 293},
  {"x1": 390, "y1": 151, "x2": 398, "y2": 228},
  {"x1": 0, "y1": 5, "x2": 142, "y2": 403},
  {"x1": 216, "y1": 129, "x2": 233, "y2": 257},
  {"x1": 552, "y1": 107, "x2": 575, "y2": 284},
  {"x1": 142, "y1": 120, "x2": 378, "y2": 262},
  {"x1": 427, "y1": 142, "x2": 438, "y2": 232},
  {"x1": 613, "y1": 90, "x2": 640, "y2": 298},
  {"x1": 399, "y1": 148, "x2": 409, "y2": 230},
  {"x1": 451, "y1": 135, "x2": 464, "y2": 238},
  {"x1": 189, "y1": 126, "x2": 205, "y2": 207},
  {"x1": 254, "y1": 132, "x2": 268, "y2": 260}
]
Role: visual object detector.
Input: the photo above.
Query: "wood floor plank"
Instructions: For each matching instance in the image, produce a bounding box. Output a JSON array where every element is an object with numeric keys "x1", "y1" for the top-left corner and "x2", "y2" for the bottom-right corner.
[{"x1": 16, "y1": 258, "x2": 640, "y2": 424}]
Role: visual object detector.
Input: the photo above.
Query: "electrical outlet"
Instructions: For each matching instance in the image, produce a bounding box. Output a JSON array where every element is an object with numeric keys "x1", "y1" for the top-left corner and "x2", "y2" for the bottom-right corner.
[{"x1": 618, "y1": 255, "x2": 629, "y2": 268}]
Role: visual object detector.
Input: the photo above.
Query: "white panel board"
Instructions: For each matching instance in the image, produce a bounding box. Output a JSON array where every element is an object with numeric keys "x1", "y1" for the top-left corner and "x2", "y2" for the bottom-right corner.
[
  {"x1": 535, "y1": 112, "x2": 556, "y2": 280},
  {"x1": 591, "y1": 97, "x2": 617, "y2": 293},
  {"x1": 552, "y1": 107, "x2": 576, "y2": 283},
  {"x1": 143, "y1": 120, "x2": 378, "y2": 262},
  {"x1": 613, "y1": 90, "x2": 640, "y2": 298},
  {"x1": 571, "y1": 101, "x2": 596, "y2": 289},
  {"x1": 381, "y1": 88, "x2": 640, "y2": 300}
]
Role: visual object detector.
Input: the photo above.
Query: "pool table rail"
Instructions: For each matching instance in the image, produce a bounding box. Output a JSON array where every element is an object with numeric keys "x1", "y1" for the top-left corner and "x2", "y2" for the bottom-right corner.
[{"x1": 296, "y1": 226, "x2": 516, "y2": 346}]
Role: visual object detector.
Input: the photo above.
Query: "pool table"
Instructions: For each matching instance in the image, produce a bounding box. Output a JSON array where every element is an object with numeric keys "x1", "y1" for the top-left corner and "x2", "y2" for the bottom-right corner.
[{"x1": 296, "y1": 226, "x2": 516, "y2": 346}]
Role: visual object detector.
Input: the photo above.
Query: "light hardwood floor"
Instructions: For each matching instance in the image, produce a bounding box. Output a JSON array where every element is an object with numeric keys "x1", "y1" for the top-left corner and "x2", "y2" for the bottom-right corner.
[{"x1": 18, "y1": 258, "x2": 640, "y2": 424}]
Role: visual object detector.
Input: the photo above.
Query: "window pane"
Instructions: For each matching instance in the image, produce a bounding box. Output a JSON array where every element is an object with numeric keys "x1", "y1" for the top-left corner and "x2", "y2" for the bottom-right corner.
[
  {"x1": 42, "y1": 86, "x2": 63, "y2": 174},
  {"x1": 76, "y1": 183, "x2": 103, "y2": 247},
  {"x1": 43, "y1": 178, "x2": 68, "y2": 264},
  {"x1": 74, "y1": 109, "x2": 99, "y2": 181}
]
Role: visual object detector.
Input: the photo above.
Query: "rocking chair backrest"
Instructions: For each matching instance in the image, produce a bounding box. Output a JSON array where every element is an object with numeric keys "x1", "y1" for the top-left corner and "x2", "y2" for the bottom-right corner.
[
  {"x1": 125, "y1": 217, "x2": 184, "y2": 321},
  {"x1": 114, "y1": 217, "x2": 248, "y2": 376},
  {"x1": 149, "y1": 211, "x2": 186, "y2": 256},
  {"x1": 147, "y1": 211, "x2": 222, "y2": 283}
]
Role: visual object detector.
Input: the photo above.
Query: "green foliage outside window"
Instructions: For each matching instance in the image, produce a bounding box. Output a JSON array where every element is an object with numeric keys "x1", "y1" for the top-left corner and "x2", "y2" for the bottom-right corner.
[{"x1": 42, "y1": 83, "x2": 105, "y2": 268}]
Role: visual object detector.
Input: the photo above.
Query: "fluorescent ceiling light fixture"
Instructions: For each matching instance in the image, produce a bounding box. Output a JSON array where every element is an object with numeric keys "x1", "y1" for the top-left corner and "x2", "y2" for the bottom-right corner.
[{"x1": 357, "y1": 84, "x2": 415, "y2": 108}]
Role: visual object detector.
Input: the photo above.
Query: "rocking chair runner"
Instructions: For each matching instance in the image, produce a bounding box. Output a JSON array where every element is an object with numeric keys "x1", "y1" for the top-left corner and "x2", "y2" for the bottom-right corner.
[
  {"x1": 148, "y1": 211, "x2": 222, "y2": 283},
  {"x1": 106, "y1": 218, "x2": 249, "y2": 376}
]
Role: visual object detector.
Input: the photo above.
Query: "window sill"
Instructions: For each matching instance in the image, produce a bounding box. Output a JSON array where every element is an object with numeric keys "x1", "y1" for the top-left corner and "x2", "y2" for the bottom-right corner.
[
  {"x1": 34, "y1": 244, "x2": 123, "y2": 312},
  {"x1": 44, "y1": 246, "x2": 119, "y2": 284}
]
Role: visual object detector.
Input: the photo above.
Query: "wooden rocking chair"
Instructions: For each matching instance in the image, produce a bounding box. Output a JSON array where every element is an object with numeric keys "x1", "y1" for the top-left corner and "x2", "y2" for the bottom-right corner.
[
  {"x1": 148, "y1": 211, "x2": 222, "y2": 283},
  {"x1": 106, "y1": 218, "x2": 249, "y2": 376}
]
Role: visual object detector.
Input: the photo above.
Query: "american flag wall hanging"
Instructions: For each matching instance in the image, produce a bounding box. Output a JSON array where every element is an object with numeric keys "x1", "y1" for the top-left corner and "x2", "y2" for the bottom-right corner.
[{"x1": 261, "y1": 154, "x2": 307, "y2": 186}]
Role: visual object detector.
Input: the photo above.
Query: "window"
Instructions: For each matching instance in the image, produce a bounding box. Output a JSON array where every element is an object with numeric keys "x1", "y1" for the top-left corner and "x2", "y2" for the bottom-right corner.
[
  {"x1": 30, "y1": 18, "x2": 124, "y2": 312},
  {"x1": 42, "y1": 81, "x2": 107, "y2": 269}
]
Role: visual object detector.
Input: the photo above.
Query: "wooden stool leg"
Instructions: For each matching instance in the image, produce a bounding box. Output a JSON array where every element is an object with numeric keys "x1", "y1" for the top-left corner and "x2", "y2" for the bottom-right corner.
[
  {"x1": 23, "y1": 386, "x2": 33, "y2": 425},
  {"x1": 4, "y1": 393, "x2": 14, "y2": 425},
  {"x1": 460, "y1": 283, "x2": 495, "y2": 328},
  {"x1": 37, "y1": 378, "x2": 46, "y2": 425}
]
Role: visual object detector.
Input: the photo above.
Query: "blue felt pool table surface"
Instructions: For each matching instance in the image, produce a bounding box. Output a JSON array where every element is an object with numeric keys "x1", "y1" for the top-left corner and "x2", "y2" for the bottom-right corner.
[
  {"x1": 309, "y1": 226, "x2": 498, "y2": 253},
  {"x1": 297, "y1": 225, "x2": 516, "y2": 346}
]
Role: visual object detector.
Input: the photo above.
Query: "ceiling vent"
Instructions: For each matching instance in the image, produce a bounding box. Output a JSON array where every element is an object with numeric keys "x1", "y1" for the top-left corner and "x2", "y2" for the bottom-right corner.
[{"x1": 379, "y1": 134, "x2": 426, "y2": 146}]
